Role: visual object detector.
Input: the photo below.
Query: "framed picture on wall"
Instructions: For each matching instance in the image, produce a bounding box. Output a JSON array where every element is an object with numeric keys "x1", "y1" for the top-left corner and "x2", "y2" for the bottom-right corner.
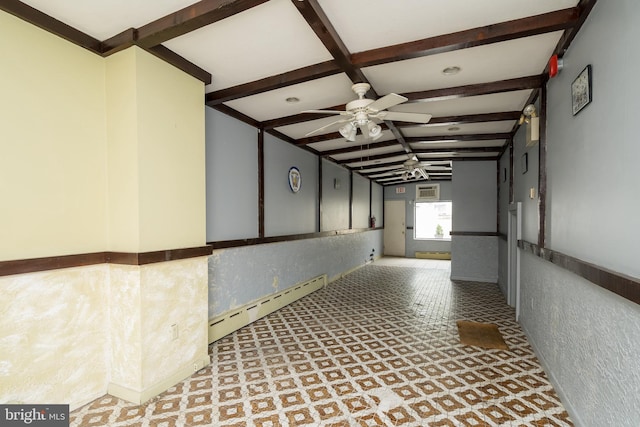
[
  {"x1": 572, "y1": 65, "x2": 592, "y2": 115},
  {"x1": 521, "y1": 153, "x2": 528, "y2": 174}
]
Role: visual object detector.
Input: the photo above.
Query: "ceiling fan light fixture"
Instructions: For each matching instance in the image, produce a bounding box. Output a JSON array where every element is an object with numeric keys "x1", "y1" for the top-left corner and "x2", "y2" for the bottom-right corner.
[
  {"x1": 367, "y1": 122, "x2": 382, "y2": 140},
  {"x1": 339, "y1": 122, "x2": 357, "y2": 141}
]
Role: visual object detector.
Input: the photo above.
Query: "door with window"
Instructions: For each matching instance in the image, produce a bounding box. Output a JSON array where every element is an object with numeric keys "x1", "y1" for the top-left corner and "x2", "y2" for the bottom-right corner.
[{"x1": 384, "y1": 200, "x2": 406, "y2": 256}]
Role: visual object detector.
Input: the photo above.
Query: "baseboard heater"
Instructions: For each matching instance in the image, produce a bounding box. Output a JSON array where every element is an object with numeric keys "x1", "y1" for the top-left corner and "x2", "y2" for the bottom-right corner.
[
  {"x1": 415, "y1": 251, "x2": 451, "y2": 260},
  {"x1": 208, "y1": 274, "x2": 327, "y2": 344}
]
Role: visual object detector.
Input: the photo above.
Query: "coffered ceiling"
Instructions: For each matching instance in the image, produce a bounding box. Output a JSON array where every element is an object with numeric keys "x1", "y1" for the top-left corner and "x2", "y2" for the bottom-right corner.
[{"x1": 3, "y1": 0, "x2": 596, "y2": 185}]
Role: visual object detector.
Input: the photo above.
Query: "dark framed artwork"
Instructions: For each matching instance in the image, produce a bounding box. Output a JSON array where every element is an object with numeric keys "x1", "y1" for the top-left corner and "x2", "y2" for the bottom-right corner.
[
  {"x1": 521, "y1": 153, "x2": 528, "y2": 174},
  {"x1": 572, "y1": 65, "x2": 592, "y2": 115}
]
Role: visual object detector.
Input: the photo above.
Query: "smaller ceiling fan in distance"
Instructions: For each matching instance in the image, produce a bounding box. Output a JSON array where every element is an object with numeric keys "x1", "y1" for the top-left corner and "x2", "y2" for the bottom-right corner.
[
  {"x1": 302, "y1": 83, "x2": 432, "y2": 141},
  {"x1": 388, "y1": 157, "x2": 451, "y2": 181}
]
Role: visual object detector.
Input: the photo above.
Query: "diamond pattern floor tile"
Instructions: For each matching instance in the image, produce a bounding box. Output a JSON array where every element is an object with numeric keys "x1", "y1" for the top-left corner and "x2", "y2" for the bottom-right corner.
[{"x1": 70, "y1": 258, "x2": 572, "y2": 426}]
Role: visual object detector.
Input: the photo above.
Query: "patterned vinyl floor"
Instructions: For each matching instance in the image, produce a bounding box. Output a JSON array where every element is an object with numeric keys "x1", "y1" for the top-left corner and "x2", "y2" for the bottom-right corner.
[{"x1": 70, "y1": 258, "x2": 572, "y2": 426}]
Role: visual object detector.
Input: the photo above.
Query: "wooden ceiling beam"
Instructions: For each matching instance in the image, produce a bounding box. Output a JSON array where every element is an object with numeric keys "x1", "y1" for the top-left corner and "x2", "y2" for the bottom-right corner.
[
  {"x1": 320, "y1": 140, "x2": 401, "y2": 157},
  {"x1": 266, "y1": 88, "x2": 532, "y2": 131},
  {"x1": 552, "y1": 0, "x2": 598, "y2": 59},
  {"x1": 336, "y1": 151, "x2": 411, "y2": 165},
  {"x1": 397, "y1": 111, "x2": 521, "y2": 128},
  {"x1": 413, "y1": 147, "x2": 502, "y2": 154},
  {"x1": 354, "y1": 161, "x2": 406, "y2": 172},
  {"x1": 406, "y1": 133, "x2": 511, "y2": 144},
  {"x1": 147, "y1": 45, "x2": 212, "y2": 84},
  {"x1": 291, "y1": 0, "x2": 368, "y2": 86},
  {"x1": 341, "y1": 146, "x2": 501, "y2": 167},
  {"x1": 134, "y1": 0, "x2": 270, "y2": 48},
  {"x1": 352, "y1": 8, "x2": 580, "y2": 68},
  {"x1": 0, "y1": 0, "x2": 102, "y2": 53},
  {"x1": 405, "y1": 75, "x2": 544, "y2": 102},
  {"x1": 205, "y1": 60, "x2": 341, "y2": 105}
]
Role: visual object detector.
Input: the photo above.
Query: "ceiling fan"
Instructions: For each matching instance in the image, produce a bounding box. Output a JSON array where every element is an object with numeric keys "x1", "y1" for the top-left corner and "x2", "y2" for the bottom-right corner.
[
  {"x1": 389, "y1": 157, "x2": 451, "y2": 181},
  {"x1": 302, "y1": 83, "x2": 432, "y2": 141}
]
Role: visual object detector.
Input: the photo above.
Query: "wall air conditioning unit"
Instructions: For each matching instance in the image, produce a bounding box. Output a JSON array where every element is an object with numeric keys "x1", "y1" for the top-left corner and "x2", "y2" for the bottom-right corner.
[{"x1": 416, "y1": 183, "x2": 440, "y2": 201}]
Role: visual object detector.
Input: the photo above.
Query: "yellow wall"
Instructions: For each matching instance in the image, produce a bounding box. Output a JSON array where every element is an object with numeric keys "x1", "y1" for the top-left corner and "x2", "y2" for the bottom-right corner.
[
  {"x1": 0, "y1": 11, "x2": 208, "y2": 410},
  {"x1": 105, "y1": 48, "x2": 206, "y2": 252},
  {"x1": 0, "y1": 11, "x2": 108, "y2": 261},
  {"x1": 136, "y1": 49, "x2": 206, "y2": 252},
  {"x1": 105, "y1": 48, "x2": 141, "y2": 251}
]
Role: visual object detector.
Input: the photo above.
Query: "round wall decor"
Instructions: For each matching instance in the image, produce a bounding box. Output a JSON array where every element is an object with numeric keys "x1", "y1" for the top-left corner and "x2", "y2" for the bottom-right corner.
[{"x1": 288, "y1": 167, "x2": 301, "y2": 193}]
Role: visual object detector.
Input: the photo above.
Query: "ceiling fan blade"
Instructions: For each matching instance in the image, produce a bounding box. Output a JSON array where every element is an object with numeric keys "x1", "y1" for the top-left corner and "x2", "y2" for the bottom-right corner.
[
  {"x1": 366, "y1": 93, "x2": 408, "y2": 112},
  {"x1": 416, "y1": 168, "x2": 429, "y2": 180},
  {"x1": 419, "y1": 165, "x2": 450, "y2": 171},
  {"x1": 301, "y1": 109, "x2": 349, "y2": 115},
  {"x1": 304, "y1": 118, "x2": 350, "y2": 137},
  {"x1": 379, "y1": 111, "x2": 432, "y2": 123}
]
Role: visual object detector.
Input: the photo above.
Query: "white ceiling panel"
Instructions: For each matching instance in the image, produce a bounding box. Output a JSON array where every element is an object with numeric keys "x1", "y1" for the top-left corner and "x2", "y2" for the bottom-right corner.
[
  {"x1": 13, "y1": 0, "x2": 594, "y2": 186},
  {"x1": 164, "y1": 0, "x2": 333, "y2": 92},
  {"x1": 402, "y1": 121, "x2": 515, "y2": 137},
  {"x1": 362, "y1": 32, "x2": 562, "y2": 95},
  {"x1": 224, "y1": 74, "x2": 354, "y2": 122},
  {"x1": 346, "y1": 154, "x2": 411, "y2": 169},
  {"x1": 318, "y1": 0, "x2": 577, "y2": 53},
  {"x1": 392, "y1": 90, "x2": 532, "y2": 117},
  {"x1": 307, "y1": 130, "x2": 395, "y2": 152},
  {"x1": 411, "y1": 140, "x2": 506, "y2": 149},
  {"x1": 419, "y1": 152, "x2": 499, "y2": 159},
  {"x1": 329, "y1": 145, "x2": 405, "y2": 162},
  {"x1": 277, "y1": 116, "x2": 349, "y2": 140},
  {"x1": 21, "y1": 0, "x2": 201, "y2": 40}
]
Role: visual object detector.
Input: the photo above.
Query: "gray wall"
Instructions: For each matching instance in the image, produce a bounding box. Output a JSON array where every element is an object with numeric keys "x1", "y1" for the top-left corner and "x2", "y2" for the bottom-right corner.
[
  {"x1": 452, "y1": 161, "x2": 497, "y2": 231},
  {"x1": 384, "y1": 181, "x2": 453, "y2": 256},
  {"x1": 371, "y1": 182, "x2": 383, "y2": 229},
  {"x1": 321, "y1": 159, "x2": 350, "y2": 232},
  {"x1": 205, "y1": 109, "x2": 384, "y2": 319},
  {"x1": 205, "y1": 108, "x2": 259, "y2": 241},
  {"x1": 512, "y1": 2, "x2": 640, "y2": 426},
  {"x1": 450, "y1": 161, "x2": 498, "y2": 282},
  {"x1": 208, "y1": 230, "x2": 383, "y2": 317},
  {"x1": 264, "y1": 133, "x2": 318, "y2": 236},
  {"x1": 497, "y1": 148, "x2": 510, "y2": 295},
  {"x1": 352, "y1": 173, "x2": 370, "y2": 229},
  {"x1": 512, "y1": 110, "x2": 540, "y2": 244}
]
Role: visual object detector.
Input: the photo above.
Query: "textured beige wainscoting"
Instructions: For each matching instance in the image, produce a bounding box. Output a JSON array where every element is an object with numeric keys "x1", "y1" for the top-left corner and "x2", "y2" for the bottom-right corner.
[
  {"x1": 108, "y1": 257, "x2": 210, "y2": 404},
  {"x1": 0, "y1": 266, "x2": 110, "y2": 409}
]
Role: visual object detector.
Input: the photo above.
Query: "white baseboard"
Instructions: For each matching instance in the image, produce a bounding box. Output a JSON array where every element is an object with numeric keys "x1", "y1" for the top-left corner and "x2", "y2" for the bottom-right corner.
[
  {"x1": 108, "y1": 355, "x2": 210, "y2": 405},
  {"x1": 208, "y1": 274, "x2": 326, "y2": 344}
]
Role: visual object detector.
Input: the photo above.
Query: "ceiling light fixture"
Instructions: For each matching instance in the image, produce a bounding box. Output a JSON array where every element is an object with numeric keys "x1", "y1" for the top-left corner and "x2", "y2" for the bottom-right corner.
[
  {"x1": 367, "y1": 122, "x2": 382, "y2": 140},
  {"x1": 442, "y1": 66, "x2": 461, "y2": 76},
  {"x1": 339, "y1": 122, "x2": 357, "y2": 141},
  {"x1": 520, "y1": 104, "x2": 539, "y2": 147},
  {"x1": 286, "y1": 97, "x2": 300, "y2": 103}
]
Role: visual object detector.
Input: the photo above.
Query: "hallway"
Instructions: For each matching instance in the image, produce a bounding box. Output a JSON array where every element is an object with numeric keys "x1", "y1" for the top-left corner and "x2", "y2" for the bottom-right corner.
[{"x1": 71, "y1": 258, "x2": 571, "y2": 426}]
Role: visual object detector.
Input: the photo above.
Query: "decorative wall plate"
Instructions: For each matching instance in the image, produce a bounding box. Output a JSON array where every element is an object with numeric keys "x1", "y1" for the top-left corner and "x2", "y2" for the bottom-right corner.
[{"x1": 288, "y1": 167, "x2": 301, "y2": 193}]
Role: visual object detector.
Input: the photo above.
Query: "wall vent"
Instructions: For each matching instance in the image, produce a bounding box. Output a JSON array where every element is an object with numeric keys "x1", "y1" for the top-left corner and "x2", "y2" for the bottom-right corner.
[
  {"x1": 208, "y1": 274, "x2": 327, "y2": 344},
  {"x1": 416, "y1": 183, "x2": 440, "y2": 201}
]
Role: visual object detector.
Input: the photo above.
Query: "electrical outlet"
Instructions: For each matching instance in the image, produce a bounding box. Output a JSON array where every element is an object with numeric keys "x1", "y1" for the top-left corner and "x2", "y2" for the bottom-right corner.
[
  {"x1": 171, "y1": 323, "x2": 179, "y2": 340},
  {"x1": 193, "y1": 362, "x2": 200, "y2": 372}
]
